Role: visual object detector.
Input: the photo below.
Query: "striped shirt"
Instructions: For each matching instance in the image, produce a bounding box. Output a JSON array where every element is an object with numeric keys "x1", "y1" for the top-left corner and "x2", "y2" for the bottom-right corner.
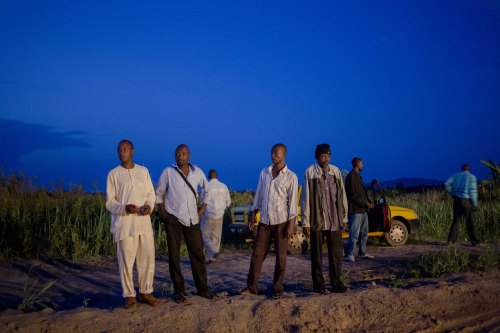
[
  {"x1": 252, "y1": 165, "x2": 298, "y2": 225},
  {"x1": 445, "y1": 171, "x2": 478, "y2": 206}
]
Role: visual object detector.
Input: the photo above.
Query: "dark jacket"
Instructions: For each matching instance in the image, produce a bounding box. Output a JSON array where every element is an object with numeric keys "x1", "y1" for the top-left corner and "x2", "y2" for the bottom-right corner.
[
  {"x1": 345, "y1": 170, "x2": 371, "y2": 214},
  {"x1": 301, "y1": 164, "x2": 348, "y2": 231}
]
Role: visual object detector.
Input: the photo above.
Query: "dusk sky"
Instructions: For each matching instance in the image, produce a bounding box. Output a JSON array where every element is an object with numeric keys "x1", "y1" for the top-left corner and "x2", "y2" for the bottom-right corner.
[{"x1": 1, "y1": 1, "x2": 499, "y2": 191}]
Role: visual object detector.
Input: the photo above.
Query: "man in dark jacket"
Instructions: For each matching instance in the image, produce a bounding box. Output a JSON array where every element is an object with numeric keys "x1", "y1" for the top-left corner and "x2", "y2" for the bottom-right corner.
[
  {"x1": 301, "y1": 144, "x2": 348, "y2": 294},
  {"x1": 345, "y1": 157, "x2": 374, "y2": 262}
]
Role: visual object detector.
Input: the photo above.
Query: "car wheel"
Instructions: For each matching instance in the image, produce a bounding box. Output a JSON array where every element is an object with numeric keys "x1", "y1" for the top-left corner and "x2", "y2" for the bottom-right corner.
[
  {"x1": 288, "y1": 230, "x2": 306, "y2": 254},
  {"x1": 384, "y1": 220, "x2": 408, "y2": 246}
]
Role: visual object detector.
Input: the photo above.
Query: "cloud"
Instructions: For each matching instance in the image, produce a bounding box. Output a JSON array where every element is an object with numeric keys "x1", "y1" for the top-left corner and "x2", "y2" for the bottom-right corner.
[{"x1": 0, "y1": 118, "x2": 91, "y2": 170}]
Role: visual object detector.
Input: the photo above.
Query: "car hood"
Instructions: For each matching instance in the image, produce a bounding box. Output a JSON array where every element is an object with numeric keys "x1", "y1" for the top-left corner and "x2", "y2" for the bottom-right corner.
[{"x1": 389, "y1": 205, "x2": 417, "y2": 218}]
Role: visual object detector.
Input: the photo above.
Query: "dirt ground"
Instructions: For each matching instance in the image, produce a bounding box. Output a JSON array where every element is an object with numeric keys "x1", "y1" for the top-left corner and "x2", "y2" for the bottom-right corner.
[{"x1": 1, "y1": 241, "x2": 499, "y2": 333}]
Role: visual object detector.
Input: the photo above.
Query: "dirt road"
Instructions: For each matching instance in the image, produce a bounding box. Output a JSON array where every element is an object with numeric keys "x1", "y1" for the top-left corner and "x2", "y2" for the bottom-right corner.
[{"x1": 1, "y1": 242, "x2": 499, "y2": 332}]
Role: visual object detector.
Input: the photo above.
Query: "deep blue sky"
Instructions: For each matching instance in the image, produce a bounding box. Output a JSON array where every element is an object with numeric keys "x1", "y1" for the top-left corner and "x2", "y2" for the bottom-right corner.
[{"x1": 1, "y1": 1, "x2": 499, "y2": 191}]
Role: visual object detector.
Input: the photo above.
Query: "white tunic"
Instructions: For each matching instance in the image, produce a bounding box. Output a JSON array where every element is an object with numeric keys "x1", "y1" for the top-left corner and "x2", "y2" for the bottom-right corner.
[{"x1": 106, "y1": 164, "x2": 156, "y2": 243}]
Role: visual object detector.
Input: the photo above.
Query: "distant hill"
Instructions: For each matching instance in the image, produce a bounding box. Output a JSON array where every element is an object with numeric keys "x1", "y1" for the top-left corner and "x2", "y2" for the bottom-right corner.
[{"x1": 378, "y1": 178, "x2": 443, "y2": 189}]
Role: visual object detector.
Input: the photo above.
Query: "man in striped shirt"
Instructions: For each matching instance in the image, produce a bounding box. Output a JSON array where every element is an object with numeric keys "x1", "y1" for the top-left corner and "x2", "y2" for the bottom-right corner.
[
  {"x1": 240, "y1": 143, "x2": 298, "y2": 298},
  {"x1": 445, "y1": 164, "x2": 480, "y2": 246}
]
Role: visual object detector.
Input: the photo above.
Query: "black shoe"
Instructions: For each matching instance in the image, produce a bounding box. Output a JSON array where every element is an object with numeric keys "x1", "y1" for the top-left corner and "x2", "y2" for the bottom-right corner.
[
  {"x1": 239, "y1": 287, "x2": 257, "y2": 295},
  {"x1": 198, "y1": 292, "x2": 221, "y2": 301},
  {"x1": 332, "y1": 285, "x2": 348, "y2": 293},
  {"x1": 174, "y1": 293, "x2": 187, "y2": 304},
  {"x1": 314, "y1": 287, "x2": 329, "y2": 295}
]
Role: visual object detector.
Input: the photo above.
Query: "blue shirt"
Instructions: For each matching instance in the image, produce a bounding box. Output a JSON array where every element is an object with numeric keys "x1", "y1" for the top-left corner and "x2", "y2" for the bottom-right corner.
[{"x1": 445, "y1": 171, "x2": 478, "y2": 206}]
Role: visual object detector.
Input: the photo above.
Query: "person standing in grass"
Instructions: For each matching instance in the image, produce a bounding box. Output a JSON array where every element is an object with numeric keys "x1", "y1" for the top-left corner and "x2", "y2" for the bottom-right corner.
[
  {"x1": 240, "y1": 143, "x2": 298, "y2": 298},
  {"x1": 105, "y1": 139, "x2": 160, "y2": 309},
  {"x1": 155, "y1": 144, "x2": 219, "y2": 303},
  {"x1": 198, "y1": 169, "x2": 231, "y2": 263},
  {"x1": 301, "y1": 144, "x2": 349, "y2": 294},
  {"x1": 445, "y1": 164, "x2": 480, "y2": 246},
  {"x1": 345, "y1": 157, "x2": 375, "y2": 262}
]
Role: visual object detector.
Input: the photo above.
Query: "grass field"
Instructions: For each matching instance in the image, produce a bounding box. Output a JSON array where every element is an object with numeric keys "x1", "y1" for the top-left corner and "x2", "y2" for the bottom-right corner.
[{"x1": 0, "y1": 174, "x2": 498, "y2": 259}]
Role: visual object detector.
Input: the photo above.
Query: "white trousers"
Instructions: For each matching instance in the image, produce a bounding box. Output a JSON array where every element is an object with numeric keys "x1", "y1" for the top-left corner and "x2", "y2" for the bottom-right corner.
[
  {"x1": 200, "y1": 216, "x2": 223, "y2": 260},
  {"x1": 117, "y1": 233, "x2": 155, "y2": 298}
]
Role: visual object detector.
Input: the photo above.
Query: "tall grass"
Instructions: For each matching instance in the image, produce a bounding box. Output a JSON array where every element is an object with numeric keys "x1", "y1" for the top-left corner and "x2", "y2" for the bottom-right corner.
[
  {"x1": 387, "y1": 190, "x2": 500, "y2": 243},
  {"x1": 0, "y1": 173, "x2": 498, "y2": 259},
  {"x1": 0, "y1": 174, "x2": 168, "y2": 259}
]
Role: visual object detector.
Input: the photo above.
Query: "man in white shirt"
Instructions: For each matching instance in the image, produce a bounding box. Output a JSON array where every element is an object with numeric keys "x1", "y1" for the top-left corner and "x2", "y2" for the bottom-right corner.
[
  {"x1": 155, "y1": 144, "x2": 219, "y2": 303},
  {"x1": 199, "y1": 170, "x2": 231, "y2": 263},
  {"x1": 240, "y1": 143, "x2": 298, "y2": 298},
  {"x1": 106, "y1": 140, "x2": 160, "y2": 309}
]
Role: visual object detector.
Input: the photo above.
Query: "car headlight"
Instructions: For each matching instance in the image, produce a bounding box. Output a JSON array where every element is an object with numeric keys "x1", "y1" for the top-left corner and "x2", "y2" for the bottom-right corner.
[{"x1": 413, "y1": 211, "x2": 418, "y2": 218}]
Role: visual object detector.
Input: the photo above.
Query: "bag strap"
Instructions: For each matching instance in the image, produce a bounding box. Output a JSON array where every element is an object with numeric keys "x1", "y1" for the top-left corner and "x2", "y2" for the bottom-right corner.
[{"x1": 174, "y1": 167, "x2": 198, "y2": 200}]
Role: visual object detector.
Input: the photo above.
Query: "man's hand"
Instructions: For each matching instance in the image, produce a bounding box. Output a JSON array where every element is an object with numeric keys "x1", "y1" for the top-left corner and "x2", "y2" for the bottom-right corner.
[
  {"x1": 343, "y1": 222, "x2": 348, "y2": 232},
  {"x1": 126, "y1": 204, "x2": 138, "y2": 214},
  {"x1": 157, "y1": 204, "x2": 168, "y2": 221},
  {"x1": 302, "y1": 226, "x2": 310, "y2": 238},
  {"x1": 285, "y1": 221, "x2": 296, "y2": 239},
  {"x1": 198, "y1": 203, "x2": 207, "y2": 221},
  {"x1": 367, "y1": 202, "x2": 375, "y2": 209},
  {"x1": 248, "y1": 213, "x2": 256, "y2": 232},
  {"x1": 472, "y1": 206, "x2": 479, "y2": 212},
  {"x1": 139, "y1": 205, "x2": 151, "y2": 216}
]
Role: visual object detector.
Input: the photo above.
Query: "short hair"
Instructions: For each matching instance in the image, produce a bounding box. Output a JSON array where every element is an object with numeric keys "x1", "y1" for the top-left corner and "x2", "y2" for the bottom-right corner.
[
  {"x1": 208, "y1": 169, "x2": 217, "y2": 179},
  {"x1": 271, "y1": 143, "x2": 287, "y2": 154},
  {"x1": 461, "y1": 164, "x2": 470, "y2": 171},
  {"x1": 175, "y1": 144, "x2": 190, "y2": 154},
  {"x1": 352, "y1": 157, "x2": 362, "y2": 168},
  {"x1": 118, "y1": 139, "x2": 134, "y2": 149}
]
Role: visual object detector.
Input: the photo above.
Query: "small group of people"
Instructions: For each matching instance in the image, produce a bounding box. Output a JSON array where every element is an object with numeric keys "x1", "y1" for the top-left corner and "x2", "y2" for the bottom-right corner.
[
  {"x1": 106, "y1": 141, "x2": 231, "y2": 308},
  {"x1": 106, "y1": 139, "x2": 481, "y2": 309}
]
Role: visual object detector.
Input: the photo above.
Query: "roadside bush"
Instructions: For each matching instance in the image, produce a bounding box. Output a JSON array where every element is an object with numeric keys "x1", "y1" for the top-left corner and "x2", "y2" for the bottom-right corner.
[{"x1": 418, "y1": 247, "x2": 500, "y2": 277}]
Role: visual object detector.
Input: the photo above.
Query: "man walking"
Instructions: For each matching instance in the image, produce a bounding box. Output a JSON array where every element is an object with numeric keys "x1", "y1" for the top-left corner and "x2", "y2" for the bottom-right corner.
[
  {"x1": 345, "y1": 157, "x2": 375, "y2": 262},
  {"x1": 240, "y1": 143, "x2": 298, "y2": 298},
  {"x1": 445, "y1": 164, "x2": 480, "y2": 246},
  {"x1": 155, "y1": 144, "x2": 219, "y2": 303},
  {"x1": 301, "y1": 144, "x2": 349, "y2": 294},
  {"x1": 199, "y1": 169, "x2": 231, "y2": 263},
  {"x1": 106, "y1": 139, "x2": 160, "y2": 309}
]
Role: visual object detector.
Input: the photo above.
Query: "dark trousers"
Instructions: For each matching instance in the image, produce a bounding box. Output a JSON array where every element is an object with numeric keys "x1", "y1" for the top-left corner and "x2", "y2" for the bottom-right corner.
[
  {"x1": 310, "y1": 229, "x2": 344, "y2": 291},
  {"x1": 164, "y1": 213, "x2": 208, "y2": 295},
  {"x1": 447, "y1": 197, "x2": 480, "y2": 245},
  {"x1": 247, "y1": 222, "x2": 289, "y2": 293}
]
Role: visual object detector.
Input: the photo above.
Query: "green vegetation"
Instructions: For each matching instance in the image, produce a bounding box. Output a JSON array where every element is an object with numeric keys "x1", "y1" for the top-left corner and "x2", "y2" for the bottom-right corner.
[
  {"x1": 386, "y1": 188, "x2": 500, "y2": 243},
  {"x1": 0, "y1": 173, "x2": 168, "y2": 259},
  {"x1": 417, "y1": 246, "x2": 500, "y2": 278},
  {"x1": 17, "y1": 266, "x2": 58, "y2": 312},
  {"x1": 0, "y1": 171, "x2": 499, "y2": 260}
]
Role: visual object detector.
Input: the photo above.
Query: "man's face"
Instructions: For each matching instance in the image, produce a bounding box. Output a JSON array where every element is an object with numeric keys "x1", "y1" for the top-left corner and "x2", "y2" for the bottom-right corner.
[
  {"x1": 175, "y1": 146, "x2": 190, "y2": 166},
  {"x1": 316, "y1": 153, "x2": 331, "y2": 168},
  {"x1": 271, "y1": 146, "x2": 286, "y2": 165},
  {"x1": 118, "y1": 143, "x2": 134, "y2": 164},
  {"x1": 357, "y1": 160, "x2": 364, "y2": 172}
]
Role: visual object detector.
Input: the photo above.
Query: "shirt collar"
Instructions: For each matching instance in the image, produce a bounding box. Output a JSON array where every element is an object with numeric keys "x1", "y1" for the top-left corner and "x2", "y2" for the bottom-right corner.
[
  {"x1": 172, "y1": 163, "x2": 196, "y2": 172},
  {"x1": 314, "y1": 163, "x2": 334, "y2": 176},
  {"x1": 267, "y1": 164, "x2": 289, "y2": 175}
]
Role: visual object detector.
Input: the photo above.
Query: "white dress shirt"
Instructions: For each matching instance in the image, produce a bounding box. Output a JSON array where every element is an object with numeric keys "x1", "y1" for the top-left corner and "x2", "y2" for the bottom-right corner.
[
  {"x1": 252, "y1": 165, "x2": 298, "y2": 225},
  {"x1": 106, "y1": 164, "x2": 156, "y2": 243},
  {"x1": 155, "y1": 163, "x2": 208, "y2": 226},
  {"x1": 203, "y1": 179, "x2": 231, "y2": 219}
]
